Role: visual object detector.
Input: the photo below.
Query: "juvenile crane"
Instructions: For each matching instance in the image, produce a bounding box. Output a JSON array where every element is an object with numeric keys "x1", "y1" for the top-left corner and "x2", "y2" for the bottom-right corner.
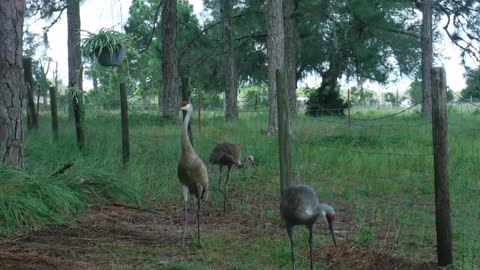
[
  {"x1": 209, "y1": 143, "x2": 256, "y2": 213},
  {"x1": 280, "y1": 184, "x2": 336, "y2": 270},
  {"x1": 177, "y1": 100, "x2": 209, "y2": 249}
]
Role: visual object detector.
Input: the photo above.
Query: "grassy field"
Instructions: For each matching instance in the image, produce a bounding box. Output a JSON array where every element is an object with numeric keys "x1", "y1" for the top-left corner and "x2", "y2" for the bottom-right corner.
[{"x1": 1, "y1": 105, "x2": 479, "y2": 269}]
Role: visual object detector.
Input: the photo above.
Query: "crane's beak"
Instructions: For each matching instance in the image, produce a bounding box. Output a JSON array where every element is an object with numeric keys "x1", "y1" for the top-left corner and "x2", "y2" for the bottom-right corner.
[
  {"x1": 328, "y1": 220, "x2": 337, "y2": 246},
  {"x1": 251, "y1": 161, "x2": 257, "y2": 169}
]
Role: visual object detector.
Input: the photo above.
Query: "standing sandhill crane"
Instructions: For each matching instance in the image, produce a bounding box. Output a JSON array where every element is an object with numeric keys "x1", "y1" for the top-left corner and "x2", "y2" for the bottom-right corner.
[
  {"x1": 280, "y1": 184, "x2": 336, "y2": 270},
  {"x1": 209, "y1": 143, "x2": 256, "y2": 213},
  {"x1": 177, "y1": 100, "x2": 209, "y2": 249}
]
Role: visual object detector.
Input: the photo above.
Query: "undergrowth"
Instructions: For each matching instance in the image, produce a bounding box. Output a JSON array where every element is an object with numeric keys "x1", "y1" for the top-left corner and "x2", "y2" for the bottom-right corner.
[{"x1": 0, "y1": 107, "x2": 478, "y2": 269}]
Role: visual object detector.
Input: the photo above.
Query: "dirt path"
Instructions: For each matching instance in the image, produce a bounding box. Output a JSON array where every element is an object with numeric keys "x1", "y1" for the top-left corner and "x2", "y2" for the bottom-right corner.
[
  {"x1": 0, "y1": 197, "x2": 283, "y2": 270},
  {"x1": 0, "y1": 202, "x2": 436, "y2": 270}
]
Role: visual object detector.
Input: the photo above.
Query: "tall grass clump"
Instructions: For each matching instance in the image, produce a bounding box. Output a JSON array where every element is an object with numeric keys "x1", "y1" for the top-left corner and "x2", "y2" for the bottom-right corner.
[
  {"x1": 0, "y1": 165, "x2": 85, "y2": 235},
  {"x1": 0, "y1": 112, "x2": 140, "y2": 235}
]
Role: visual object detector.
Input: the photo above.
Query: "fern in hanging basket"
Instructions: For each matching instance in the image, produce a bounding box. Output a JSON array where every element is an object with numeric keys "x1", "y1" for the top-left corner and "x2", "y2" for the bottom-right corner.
[{"x1": 81, "y1": 28, "x2": 133, "y2": 67}]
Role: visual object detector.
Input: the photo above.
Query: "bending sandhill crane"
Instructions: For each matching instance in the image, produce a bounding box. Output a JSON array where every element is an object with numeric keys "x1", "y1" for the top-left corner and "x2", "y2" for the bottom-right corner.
[
  {"x1": 280, "y1": 184, "x2": 336, "y2": 270},
  {"x1": 177, "y1": 100, "x2": 209, "y2": 249},
  {"x1": 209, "y1": 143, "x2": 256, "y2": 213}
]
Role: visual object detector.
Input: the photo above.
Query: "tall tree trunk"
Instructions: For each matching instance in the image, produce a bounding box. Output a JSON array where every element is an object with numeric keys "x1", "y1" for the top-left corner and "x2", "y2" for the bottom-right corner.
[
  {"x1": 67, "y1": 0, "x2": 84, "y2": 149},
  {"x1": 267, "y1": 0, "x2": 285, "y2": 133},
  {"x1": 284, "y1": 0, "x2": 298, "y2": 117},
  {"x1": 0, "y1": 0, "x2": 25, "y2": 167},
  {"x1": 421, "y1": 0, "x2": 432, "y2": 119},
  {"x1": 162, "y1": 0, "x2": 178, "y2": 119},
  {"x1": 319, "y1": 52, "x2": 343, "y2": 95},
  {"x1": 22, "y1": 57, "x2": 38, "y2": 129},
  {"x1": 222, "y1": 0, "x2": 238, "y2": 121}
]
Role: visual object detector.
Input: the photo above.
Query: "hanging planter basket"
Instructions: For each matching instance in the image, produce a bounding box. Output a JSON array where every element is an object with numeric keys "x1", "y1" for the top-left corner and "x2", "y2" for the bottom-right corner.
[
  {"x1": 95, "y1": 47, "x2": 127, "y2": 67},
  {"x1": 81, "y1": 28, "x2": 133, "y2": 68}
]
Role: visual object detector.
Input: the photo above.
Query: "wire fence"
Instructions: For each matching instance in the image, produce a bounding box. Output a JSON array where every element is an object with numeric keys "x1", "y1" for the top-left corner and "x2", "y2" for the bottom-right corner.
[{"x1": 38, "y1": 95, "x2": 480, "y2": 268}]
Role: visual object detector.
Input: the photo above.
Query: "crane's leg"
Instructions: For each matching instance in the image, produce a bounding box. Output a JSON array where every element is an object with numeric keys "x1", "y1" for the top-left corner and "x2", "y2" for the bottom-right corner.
[
  {"x1": 308, "y1": 224, "x2": 314, "y2": 270},
  {"x1": 218, "y1": 165, "x2": 223, "y2": 190},
  {"x1": 181, "y1": 186, "x2": 189, "y2": 249},
  {"x1": 223, "y1": 165, "x2": 232, "y2": 214},
  {"x1": 196, "y1": 197, "x2": 203, "y2": 249},
  {"x1": 287, "y1": 225, "x2": 296, "y2": 270}
]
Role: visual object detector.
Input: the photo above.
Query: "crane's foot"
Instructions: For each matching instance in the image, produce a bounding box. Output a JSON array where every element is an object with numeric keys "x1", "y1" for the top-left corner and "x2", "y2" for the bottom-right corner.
[{"x1": 196, "y1": 243, "x2": 203, "y2": 249}]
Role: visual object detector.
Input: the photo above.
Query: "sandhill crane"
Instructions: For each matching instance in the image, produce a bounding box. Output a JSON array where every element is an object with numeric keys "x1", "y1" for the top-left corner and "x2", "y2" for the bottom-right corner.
[
  {"x1": 177, "y1": 100, "x2": 209, "y2": 249},
  {"x1": 280, "y1": 184, "x2": 336, "y2": 270},
  {"x1": 209, "y1": 143, "x2": 256, "y2": 213}
]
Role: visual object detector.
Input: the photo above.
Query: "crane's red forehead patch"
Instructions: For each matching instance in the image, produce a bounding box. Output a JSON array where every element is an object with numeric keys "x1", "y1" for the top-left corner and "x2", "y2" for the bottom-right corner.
[
  {"x1": 180, "y1": 100, "x2": 189, "y2": 107},
  {"x1": 326, "y1": 212, "x2": 335, "y2": 221}
]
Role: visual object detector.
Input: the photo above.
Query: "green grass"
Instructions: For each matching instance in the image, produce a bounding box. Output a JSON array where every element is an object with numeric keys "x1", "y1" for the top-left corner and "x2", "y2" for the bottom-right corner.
[{"x1": 1, "y1": 106, "x2": 479, "y2": 269}]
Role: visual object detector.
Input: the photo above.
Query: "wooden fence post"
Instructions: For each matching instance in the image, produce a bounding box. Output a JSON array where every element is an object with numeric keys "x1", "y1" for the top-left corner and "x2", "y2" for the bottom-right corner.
[
  {"x1": 181, "y1": 77, "x2": 193, "y2": 146},
  {"x1": 22, "y1": 57, "x2": 38, "y2": 129},
  {"x1": 431, "y1": 66, "x2": 453, "y2": 266},
  {"x1": 120, "y1": 83, "x2": 130, "y2": 165},
  {"x1": 276, "y1": 69, "x2": 291, "y2": 195},
  {"x1": 49, "y1": 86, "x2": 59, "y2": 140}
]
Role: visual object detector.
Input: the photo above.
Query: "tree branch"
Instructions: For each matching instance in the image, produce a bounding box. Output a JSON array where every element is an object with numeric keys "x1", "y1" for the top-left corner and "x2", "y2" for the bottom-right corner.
[
  {"x1": 180, "y1": 13, "x2": 246, "y2": 59},
  {"x1": 436, "y1": 2, "x2": 480, "y2": 63},
  {"x1": 139, "y1": 0, "x2": 163, "y2": 53},
  {"x1": 384, "y1": 28, "x2": 420, "y2": 39},
  {"x1": 42, "y1": 9, "x2": 64, "y2": 47}
]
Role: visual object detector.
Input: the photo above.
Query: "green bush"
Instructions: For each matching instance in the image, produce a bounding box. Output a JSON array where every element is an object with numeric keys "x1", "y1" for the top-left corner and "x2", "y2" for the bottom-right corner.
[{"x1": 305, "y1": 85, "x2": 347, "y2": 116}]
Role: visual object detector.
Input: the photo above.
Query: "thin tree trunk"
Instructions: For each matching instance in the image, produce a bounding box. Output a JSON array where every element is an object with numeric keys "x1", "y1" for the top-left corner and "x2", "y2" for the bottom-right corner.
[
  {"x1": 162, "y1": 0, "x2": 179, "y2": 119},
  {"x1": 421, "y1": 0, "x2": 432, "y2": 119},
  {"x1": 284, "y1": 0, "x2": 298, "y2": 117},
  {"x1": 222, "y1": 0, "x2": 238, "y2": 121},
  {"x1": 267, "y1": 0, "x2": 285, "y2": 133},
  {"x1": 23, "y1": 57, "x2": 38, "y2": 129},
  {"x1": 67, "y1": 0, "x2": 84, "y2": 149},
  {"x1": 0, "y1": 0, "x2": 25, "y2": 167},
  {"x1": 49, "y1": 86, "x2": 59, "y2": 140}
]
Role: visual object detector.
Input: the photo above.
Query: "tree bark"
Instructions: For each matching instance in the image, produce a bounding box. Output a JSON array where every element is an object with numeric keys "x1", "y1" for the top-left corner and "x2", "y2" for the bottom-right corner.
[
  {"x1": 222, "y1": 0, "x2": 239, "y2": 121},
  {"x1": 67, "y1": 0, "x2": 84, "y2": 149},
  {"x1": 267, "y1": 0, "x2": 285, "y2": 133},
  {"x1": 276, "y1": 69, "x2": 291, "y2": 195},
  {"x1": 318, "y1": 51, "x2": 343, "y2": 97},
  {"x1": 284, "y1": 0, "x2": 298, "y2": 117},
  {"x1": 49, "y1": 86, "x2": 59, "y2": 140},
  {"x1": 162, "y1": 0, "x2": 179, "y2": 119},
  {"x1": 22, "y1": 57, "x2": 38, "y2": 129},
  {"x1": 421, "y1": 0, "x2": 433, "y2": 119},
  {"x1": 0, "y1": 0, "x2": 25, "y2": 168}
]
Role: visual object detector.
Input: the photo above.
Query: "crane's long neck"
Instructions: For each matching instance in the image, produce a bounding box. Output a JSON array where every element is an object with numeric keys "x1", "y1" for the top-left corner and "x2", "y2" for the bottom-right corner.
[
  {"x1": 234, "y1": 159, "x2": 245, "y2": 168},
  {"x1": 181, "y1": 108, "x2": 194, "y2": 155}
]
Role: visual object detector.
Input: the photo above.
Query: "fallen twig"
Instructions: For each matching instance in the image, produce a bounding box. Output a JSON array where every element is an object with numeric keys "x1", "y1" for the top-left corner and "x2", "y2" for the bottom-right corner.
[{"x1": 50, "y1": 162, "x2": 75, "y2": 177}]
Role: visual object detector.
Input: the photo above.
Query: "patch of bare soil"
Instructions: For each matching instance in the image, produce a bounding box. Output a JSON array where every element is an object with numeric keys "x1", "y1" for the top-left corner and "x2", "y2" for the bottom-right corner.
[
  {"x1": 0, "y1": 202, "x2": 260, "y2": 270},
  {"x1": 0, "y1": 198, "x2": 438, "y2": 270},
  {"x1": 321, "y1": 243, "x2": 438, "y2": 270}
]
